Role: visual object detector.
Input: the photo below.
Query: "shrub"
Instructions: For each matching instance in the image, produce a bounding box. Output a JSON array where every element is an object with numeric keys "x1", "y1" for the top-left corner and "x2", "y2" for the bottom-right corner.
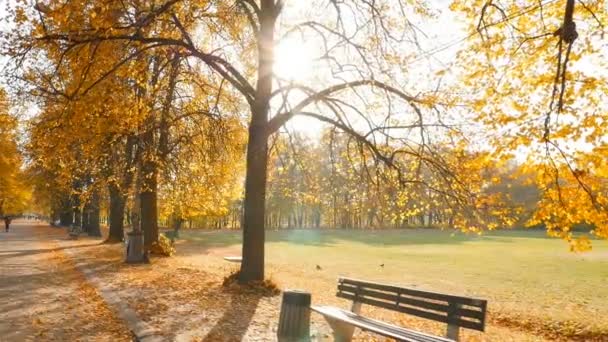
[{"x1": 150, "y1": 234, "x2": 175, "y2": 256}]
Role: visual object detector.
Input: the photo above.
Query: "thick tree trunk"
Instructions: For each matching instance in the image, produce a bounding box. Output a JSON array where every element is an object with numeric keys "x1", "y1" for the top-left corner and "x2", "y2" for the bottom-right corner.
[
  {"x1": 73, "y1": 206, "x2": 82, "y2": 228},
  {"x1": 240, "y1": 124, "x2": 269, "y2": 283},
  {"x1": 138, "y1": 103, "x2": 159, "y2": 250},
  {"x1": 239, "y1": 1, "x2": 276, "y2": 283},
  {"x1": 82, "y1": 210, "x2": 90, "y2": 231},
  {"x1": 50, "y1": 208, "x2": 59, "y2": 225},
  {"x1": 107, "y1": 184, "x2": 126, "y2": 242},
  {"x1": 59, "y1": 199, "x2": 72, "y2": 226},
  {"x1": 140, "y1": 167, "x2": 158, "y2": 250},
  {"x1": 87, "y1": 192, "x2": 101, "y2": 237}
]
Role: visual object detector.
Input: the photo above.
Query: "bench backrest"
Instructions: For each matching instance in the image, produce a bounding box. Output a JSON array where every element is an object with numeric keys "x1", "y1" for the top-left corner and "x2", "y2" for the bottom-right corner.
[{"x1": 336, "y1": 277, "x2": 487, "y2": 332}]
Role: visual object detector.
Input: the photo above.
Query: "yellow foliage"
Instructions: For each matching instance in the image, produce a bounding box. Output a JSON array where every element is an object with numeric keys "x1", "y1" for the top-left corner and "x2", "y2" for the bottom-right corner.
[
  {"x1": 451, "y1": 0, "x2": 608, "y2": 247},
  {"x1": 0, "y1": 89, "x2": 30, "y2": 215},
  {"x1": 149, "y1": 234, "x2": 175, "y2": 257}
]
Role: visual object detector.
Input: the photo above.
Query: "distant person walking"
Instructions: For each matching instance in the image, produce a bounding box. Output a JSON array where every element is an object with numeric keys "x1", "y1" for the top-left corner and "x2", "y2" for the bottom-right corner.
[{"x1": 4, "y1": 216, "x2": 11, "y2": 232}]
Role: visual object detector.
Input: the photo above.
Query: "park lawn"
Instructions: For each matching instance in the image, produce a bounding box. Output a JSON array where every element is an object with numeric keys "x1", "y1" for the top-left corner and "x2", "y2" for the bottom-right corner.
[{"x1": 174, "y1": 228, "x2": 608, "y2": 339}]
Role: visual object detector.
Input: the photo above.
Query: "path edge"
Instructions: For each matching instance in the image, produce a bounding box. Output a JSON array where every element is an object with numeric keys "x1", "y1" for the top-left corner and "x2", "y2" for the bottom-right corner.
[{"x1": 61, "y1": 242, "x2": 165, "y2": 342}]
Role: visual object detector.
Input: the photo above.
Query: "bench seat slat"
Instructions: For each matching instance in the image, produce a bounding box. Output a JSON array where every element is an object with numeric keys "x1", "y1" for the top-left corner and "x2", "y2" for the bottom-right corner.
[
  {"x1": 338, "y1": 277, "x2": 487, "y2": 332},
  {"x1": 339, "y1": 292, "x2": 484, "y2": 331},
  {"x1": 311, "y1": 305, "x2": 454, "y2": 342},
  {"x1": 338, "y1": 292, "x2": 450, "y2": 326},
  {"x1": 338, "y1": 284, "x2": 450, "y2": 312},
  {"x1": 340, "y1": 277, "x2": 486, "y2": 308},
  {"x1": 337, "y1": 284, "x2": 486, "y2": 322}
]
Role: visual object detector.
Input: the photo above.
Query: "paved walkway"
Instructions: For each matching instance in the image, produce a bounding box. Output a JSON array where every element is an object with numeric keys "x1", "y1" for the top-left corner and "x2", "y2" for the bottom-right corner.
[{"x1": 0, "y1": 220, "x2": 131, "y2": 341}]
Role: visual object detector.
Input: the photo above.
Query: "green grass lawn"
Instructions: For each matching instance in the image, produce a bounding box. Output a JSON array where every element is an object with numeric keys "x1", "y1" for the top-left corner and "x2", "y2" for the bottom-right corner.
[{"x1": 175, "y1": 228, "x2": 608, "y2": 335}]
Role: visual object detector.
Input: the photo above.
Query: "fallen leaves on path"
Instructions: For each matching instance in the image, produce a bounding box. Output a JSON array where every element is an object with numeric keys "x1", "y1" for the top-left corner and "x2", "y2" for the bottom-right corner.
[
  {"x1": 32, "y1": 239, "x2": 132, "y2": 341},
  {"x1": 61, "y1": 232, "x2": 608, "y2": 342}
]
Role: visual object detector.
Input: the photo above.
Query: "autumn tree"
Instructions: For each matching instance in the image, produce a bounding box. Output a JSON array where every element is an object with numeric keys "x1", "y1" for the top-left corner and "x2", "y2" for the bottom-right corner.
[
  {"x1": 5, "y1": 0, "x2": 519, "y2": 282},
  {"x1": 0, "y1": 89, "x2": 30, "y2": 216},
  {"x1": 158, "y1": 116, "x2": 245, "y2": 236},
  {"x1": 451, "y1": 0, "x2": 607, "y2": 248}
]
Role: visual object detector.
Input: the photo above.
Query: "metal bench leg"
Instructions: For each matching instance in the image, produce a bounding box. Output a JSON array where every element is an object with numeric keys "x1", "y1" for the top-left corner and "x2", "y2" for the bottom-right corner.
[
  {"x1": 446, "y1": 324, "x2": 460, "y2": 341},
  {"x1": 326, "y1": 300, "x2": 362, "y2": 342},
  {"x1": 326, "y1": 317, "x2": 356, "y2": 342}
]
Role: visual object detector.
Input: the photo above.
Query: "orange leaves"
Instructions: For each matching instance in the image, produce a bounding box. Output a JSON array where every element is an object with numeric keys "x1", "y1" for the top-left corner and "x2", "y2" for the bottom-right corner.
[
  {"x1": 449, "y1": 0, "x2": 608, "y2": 248},
  {"x1": 526, "y1": 149, "x2": 608, "y2": 249},
  {"x1": 0, "y1": 88, "x2": 31, "y2": 215}
]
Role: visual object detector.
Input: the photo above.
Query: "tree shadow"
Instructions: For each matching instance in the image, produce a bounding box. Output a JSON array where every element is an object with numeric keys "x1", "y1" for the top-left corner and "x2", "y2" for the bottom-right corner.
[
  {"x1": 169, "y1": 228, "x2": 526, "y2": 256},
  {"x1": 0, "y1": 242, "x2": 102, "y2": 261},
  {"x1": 0, "y1": 257, "x2": 123, "y2": 339},
  {"x1": 202, "y1": 289, "x2": 262, "y2": 341}
]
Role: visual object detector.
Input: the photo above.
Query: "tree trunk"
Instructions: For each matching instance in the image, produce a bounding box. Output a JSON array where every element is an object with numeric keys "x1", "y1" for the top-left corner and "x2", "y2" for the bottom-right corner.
[
  {"x1": 171, "y1": 217, "x2": 182, "y2": 242},
  {"x1": 139, "y1": 106, "x2": 159, "y2": 250},
  {"x1": 59, "y1": 200, "x2": 72, "y2": 226},
  {"x1": 82, "y1": 210, "x2": 90, "y2": 232},
  {"x1": 332, "y1": 194, "x2": 337, "y2": 229},
  {"x1": 239, "y1": 1, "x2": 276, "y2": 283},
  {"x1": 240, "y1": 125, "x2": 269, "y2": 282},
  {"x1": 51, "y1": 208, "x2": 59, "y2": 225},
  {"x1": 140, "y1": 165, "x2": 158, "y2": 250},
  {"x1": 73, "y1": 206, "x2": 82, "y2": 228},
  {"x1": 87, "y1": 191, "x2": 102, "y2": 237},
  {"x1": 107, "y1": 183, "x2": 126, "y2": 242}
]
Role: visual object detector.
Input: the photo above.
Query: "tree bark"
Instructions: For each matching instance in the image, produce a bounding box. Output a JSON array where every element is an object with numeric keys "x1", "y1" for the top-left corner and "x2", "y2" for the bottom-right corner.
[
  {"x1": 239, "y1": 0, "x2": 276, "y2": 283},
  {"x1": 73, "y1": 206, "x2": 82, "y2": 228},
  {"x1": 107, "y1": 184, "x2": 126, "y2": 242},
  {"x1": 140, "y1": 162, "x2": 158, "y2": 250},
  {"x1": 71, "y1": 181, "x2": 82, "y2": 228},
  {"x1": 59, "y1": 197, "x2": 72, "y2": 226},
  {"x1": 86, "y1": 191, "x2": 101, "y2": 236},
  {"x1": 82, "y1": 210, "x2": 90, "y2": 231},
  {"x1": 240, "y1": 125, "x2": 269, "y2": 282}
]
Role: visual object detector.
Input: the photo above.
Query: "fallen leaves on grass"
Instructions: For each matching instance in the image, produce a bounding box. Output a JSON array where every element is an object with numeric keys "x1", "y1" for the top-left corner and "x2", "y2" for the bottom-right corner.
[
  {"x1": 222, "y1": 270, "x2": 281, "y2": 297},
  {"x1": 492, "y1": 311, "x2": 608, "y2": 341},
  {"x1": 64, "y1": 232, "x2": 608, "y2": 342},
  {"x1": 150, "y1": 234, "x2": 176, "y2": 256},
  {"x1": 62, "y1": 240, "x2": 285, "y2": 340}
]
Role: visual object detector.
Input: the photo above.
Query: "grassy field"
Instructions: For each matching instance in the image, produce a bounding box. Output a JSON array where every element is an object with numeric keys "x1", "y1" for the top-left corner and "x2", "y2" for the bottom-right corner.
[{"x1": 173, "y1": 228, "x2": 608, "y2": 339}]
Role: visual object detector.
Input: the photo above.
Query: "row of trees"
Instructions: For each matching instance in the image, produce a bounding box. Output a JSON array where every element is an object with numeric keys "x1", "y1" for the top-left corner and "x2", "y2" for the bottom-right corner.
[
  {"x1": 262, "y1": 132, "x2": 530, "y2": 231},
  {"x1": 22, "y1": 26, "x2": 246, "y2": 246},
  {"x1": 2, "y1": 0, "x2": 605, "y2": 282},
  {"x1": 0, "y1": 89, "x2": 30, "y2": 217},
  {"x1": 156, "y1": 131, "x2": 535, "y2": 232},
  {"x1": 8, "y1": 0, "x2": 495, "y2": 283}
]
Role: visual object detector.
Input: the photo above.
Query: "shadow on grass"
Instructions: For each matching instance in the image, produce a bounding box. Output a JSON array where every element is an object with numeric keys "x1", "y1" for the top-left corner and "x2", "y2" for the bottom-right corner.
[{"x1": 167, "y1": 228, "x2": 544, "y2": 253}]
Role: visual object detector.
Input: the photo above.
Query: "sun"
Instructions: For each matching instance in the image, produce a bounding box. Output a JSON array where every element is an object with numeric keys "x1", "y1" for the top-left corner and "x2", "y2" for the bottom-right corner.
[{"x1": 273, "y1": 37, "x2": 315, "y2": 81}]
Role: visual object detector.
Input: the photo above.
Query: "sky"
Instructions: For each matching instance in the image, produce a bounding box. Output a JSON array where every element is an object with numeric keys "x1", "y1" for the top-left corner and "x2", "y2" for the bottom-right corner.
[{"x1": 277, "y1": 0, "x2": 466, "y2": 137}]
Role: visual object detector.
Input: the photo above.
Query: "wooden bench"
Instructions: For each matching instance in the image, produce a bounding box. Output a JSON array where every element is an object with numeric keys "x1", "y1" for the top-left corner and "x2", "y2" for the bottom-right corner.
[
  {"x1": 223, "y1": 256, "x2": 242, "y2": 263},
  {"x1": 311, "y1": 277, "x2": 487, "y2": 342}
]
